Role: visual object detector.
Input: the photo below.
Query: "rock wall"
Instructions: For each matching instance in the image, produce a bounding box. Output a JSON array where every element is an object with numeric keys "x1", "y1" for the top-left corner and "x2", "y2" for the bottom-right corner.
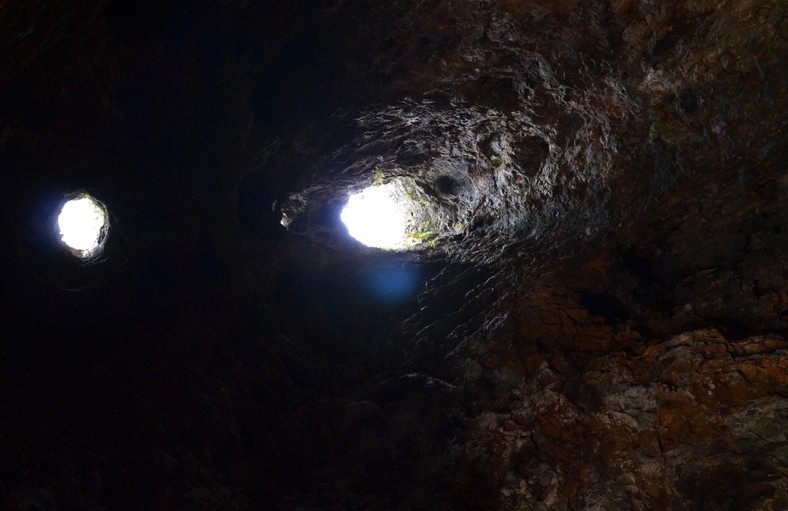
[{"x1": 0, "y1": 0, "x2": 785, "y2": 510}]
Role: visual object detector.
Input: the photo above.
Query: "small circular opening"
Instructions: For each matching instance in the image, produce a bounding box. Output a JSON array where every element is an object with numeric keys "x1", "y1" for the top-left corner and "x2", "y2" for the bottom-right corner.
[{"x1": 57, "y1": 193, "x2": 109, "y2": 258}]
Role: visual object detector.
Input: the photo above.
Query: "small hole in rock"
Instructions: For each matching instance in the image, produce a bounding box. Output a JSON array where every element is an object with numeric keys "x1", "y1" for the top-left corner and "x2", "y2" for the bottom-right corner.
[{"x1": 57, "y1": 193, "x2": 109, "y2": 259}]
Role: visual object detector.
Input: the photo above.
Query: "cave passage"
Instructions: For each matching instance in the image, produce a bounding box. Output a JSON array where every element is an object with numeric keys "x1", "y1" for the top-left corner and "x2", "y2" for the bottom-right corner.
[{"x1": 0, "y1": 0, "x2": 785, "y2": 510}]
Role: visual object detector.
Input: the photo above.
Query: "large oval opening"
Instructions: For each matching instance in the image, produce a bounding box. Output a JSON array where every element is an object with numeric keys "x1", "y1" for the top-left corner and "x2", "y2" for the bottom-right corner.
[{"x1": 341, "y1": 183, "x2": 409, "y2": 249}]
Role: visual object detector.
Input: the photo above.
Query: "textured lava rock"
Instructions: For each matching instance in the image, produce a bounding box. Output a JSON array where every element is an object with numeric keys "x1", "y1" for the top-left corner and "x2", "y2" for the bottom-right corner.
[{"x1": 0, "y1": 0, "x2": 785, "y2": 510}]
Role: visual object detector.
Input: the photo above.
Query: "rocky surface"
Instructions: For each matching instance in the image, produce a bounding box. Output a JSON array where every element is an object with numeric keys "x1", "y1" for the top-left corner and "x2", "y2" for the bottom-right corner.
[{"x1": 0, "y1": 0, "x2": 785, "y2": 510}]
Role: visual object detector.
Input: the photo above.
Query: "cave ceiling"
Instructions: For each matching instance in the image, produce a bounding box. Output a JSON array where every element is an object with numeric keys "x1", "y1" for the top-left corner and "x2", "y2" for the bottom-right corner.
[{"x1": 0, "y1": 0, "x2": 786, "y2": 510}]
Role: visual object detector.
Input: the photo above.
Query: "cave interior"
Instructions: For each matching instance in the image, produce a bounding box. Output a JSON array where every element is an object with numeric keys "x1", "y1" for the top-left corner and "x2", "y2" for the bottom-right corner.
[{"x1": 1, "y1": 0, "x2": 786, "y2": 510}]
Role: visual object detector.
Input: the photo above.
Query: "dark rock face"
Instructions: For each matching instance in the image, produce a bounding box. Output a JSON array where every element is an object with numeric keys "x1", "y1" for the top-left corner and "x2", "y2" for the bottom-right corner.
[{"x1": 0, "y1": 1, "x2": 785, "y2": 510}]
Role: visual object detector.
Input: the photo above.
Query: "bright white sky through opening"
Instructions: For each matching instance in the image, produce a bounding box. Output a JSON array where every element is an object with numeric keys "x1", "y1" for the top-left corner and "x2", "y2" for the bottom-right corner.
[
  {"x1": 58, "y1": 196, "x2": 107, "y2": 256},
  {"x1": 341, "y1": 184, "x2": 408, "y2": 249}
]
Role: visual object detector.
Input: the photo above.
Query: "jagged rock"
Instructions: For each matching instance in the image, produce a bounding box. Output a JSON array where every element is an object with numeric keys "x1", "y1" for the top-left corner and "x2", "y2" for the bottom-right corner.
[{"x1": 0, "y1": 0, "x2": 785, "y2": 509}]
